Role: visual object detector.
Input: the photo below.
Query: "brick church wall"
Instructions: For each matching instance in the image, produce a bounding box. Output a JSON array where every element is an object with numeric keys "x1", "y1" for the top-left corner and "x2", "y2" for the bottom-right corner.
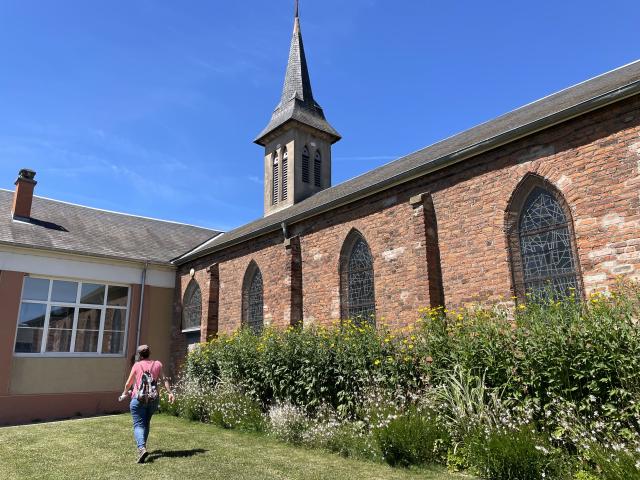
[{"x1": 171, "y1": 94, "x2": 640, "y2": 368}]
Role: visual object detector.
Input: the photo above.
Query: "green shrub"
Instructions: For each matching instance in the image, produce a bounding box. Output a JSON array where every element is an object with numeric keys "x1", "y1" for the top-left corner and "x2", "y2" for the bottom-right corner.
[
  {"x1": 432, "y1": 366, "x2": 505, "y2": 444},
  {"x1": 184, "y1": 321, "x2": 429, "y2": 418},
  {"x1": 376, "y1": 408, "x2": 449, "y2": 467},
  {"x1": 589, "y1": 444, "x2": 640, "y2": 480},
  {"x1": 267, "y1": 402, "x2": 310, "y2": 444},
  {"x1": 467, "y1": 427, "x2": 567, "y2": 480},
  {"x1": 324, "y1": 422, "x2": 379, "y2": 461},
  {"x1": 207, "y1": 382, "x2": 265, "y2": 432},
  {"x1": 163, "y1": 379, "x2": 265, "y2": 431},
  {"x1": 172, "y1": 283, "x2": 640, "y2": 473}
]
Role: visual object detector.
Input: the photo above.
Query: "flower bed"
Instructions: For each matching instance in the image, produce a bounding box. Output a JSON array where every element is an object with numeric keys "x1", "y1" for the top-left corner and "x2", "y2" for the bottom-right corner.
[{"x1": 162, "y1": 283, "x2": 640, "y2": 479}]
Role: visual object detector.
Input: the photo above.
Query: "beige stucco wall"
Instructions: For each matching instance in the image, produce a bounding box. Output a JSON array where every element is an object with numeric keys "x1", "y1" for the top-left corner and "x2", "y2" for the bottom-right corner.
[
  {"x1": 9, "y1": 357, "x2": 128, "y2": 395},
  {"x1": 8, "y1": 286, "x2": 174, "y2": 396},
  {"x1": 141, "y1": 286, "x2": 174, "y2": 370}
]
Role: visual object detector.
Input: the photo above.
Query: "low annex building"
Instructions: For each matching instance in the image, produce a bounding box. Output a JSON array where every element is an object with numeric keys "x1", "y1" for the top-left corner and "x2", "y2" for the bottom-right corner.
[
  {"x1": 171, "y1": 7, "x2": 640, "y2": 368},
  {"x1": 0, "y1": 171, "x2": 218, "y2": 425}
]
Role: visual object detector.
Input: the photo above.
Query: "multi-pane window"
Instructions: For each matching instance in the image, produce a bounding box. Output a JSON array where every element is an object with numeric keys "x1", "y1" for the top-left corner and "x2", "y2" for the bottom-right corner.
[
  {"x1": 245, "y1": 268, "x2": 263, "y2": 333},
  {"x1": 314, "y1": 150, "x2": 322, "y2": 187},
  {"x1": 343, "y1": 236, "x2": 375, "y2": 325},
  {"x1": 182, "y1": 281, "x2": 202, "y2": 332},
  {"x1": 272, "y1": 153, "x2": 279, "y2": 205},
  {"x1": 14, "y1": 277, "x2": 129, "y2": 355},
  {"x1": 282, "y1": 148, "x2": 289, "y2": 201},
  {"x1": 517, "y1": 187, "x2": 580, "y2": 299},
  {"x1": 302, "y1": 146, "x2": 310, "y2": 184}
]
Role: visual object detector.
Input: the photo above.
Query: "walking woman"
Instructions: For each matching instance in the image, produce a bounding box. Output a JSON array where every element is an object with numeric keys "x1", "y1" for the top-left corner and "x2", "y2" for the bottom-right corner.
[{"x1": 120, "y1": 344, "x2": 174, "y2": 463}]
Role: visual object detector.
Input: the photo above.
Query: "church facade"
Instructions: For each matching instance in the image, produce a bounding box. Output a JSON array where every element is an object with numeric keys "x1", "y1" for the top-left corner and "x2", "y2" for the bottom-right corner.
[{"x1": 170, "y1": 9, "x2": 640, "y2": 368}]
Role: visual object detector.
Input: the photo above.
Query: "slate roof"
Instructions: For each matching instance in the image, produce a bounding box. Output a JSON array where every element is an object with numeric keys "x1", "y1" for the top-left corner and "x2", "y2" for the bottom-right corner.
[
  {"x1": 175, "y1": 59, "x2": 640, "y2": 265},
  {"x1": 0, "y1": 189, "x2": 220, "y2": 265},
  {"x1": 255, "y1": 8, "x2": 340, "y2": 145}
]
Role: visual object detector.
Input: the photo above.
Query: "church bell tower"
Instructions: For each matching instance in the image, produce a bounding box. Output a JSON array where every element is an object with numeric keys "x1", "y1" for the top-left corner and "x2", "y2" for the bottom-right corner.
[{"x1": 255, "y1": 1, "x2": 341, "y2": 217}]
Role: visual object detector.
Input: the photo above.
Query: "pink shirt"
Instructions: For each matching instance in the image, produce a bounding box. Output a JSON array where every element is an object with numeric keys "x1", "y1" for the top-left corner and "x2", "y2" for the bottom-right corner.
[{"x1": 130, "y1": 360, "x2": 163, "y2": 396}]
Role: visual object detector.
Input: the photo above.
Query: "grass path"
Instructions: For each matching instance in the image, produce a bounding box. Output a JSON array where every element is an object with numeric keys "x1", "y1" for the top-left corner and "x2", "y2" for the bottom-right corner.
[{"x1": 0, "y1": 414, "x2": 471, "y2": 480}]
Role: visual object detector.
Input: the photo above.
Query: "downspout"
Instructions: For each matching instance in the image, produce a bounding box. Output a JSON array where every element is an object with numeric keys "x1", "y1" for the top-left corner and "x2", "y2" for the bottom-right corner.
[{"x1": 136, "y1": 260, "x2": 149, "y2": 348}]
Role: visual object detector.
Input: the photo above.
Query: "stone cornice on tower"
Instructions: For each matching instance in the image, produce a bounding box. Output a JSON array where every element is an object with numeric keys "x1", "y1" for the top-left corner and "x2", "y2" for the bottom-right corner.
[{"x1": 255, "y1": 3, "x2": 341, "y2": 146}]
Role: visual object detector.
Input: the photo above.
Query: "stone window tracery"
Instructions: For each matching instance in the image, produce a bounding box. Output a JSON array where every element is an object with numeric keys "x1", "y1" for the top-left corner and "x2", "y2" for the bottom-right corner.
[
  {"x1": 242, "y1": 262, "x2": 264, "y2": 332},
  {"x1": 182, "y1": 280, "x2": 202, "y2": 332},
  {"x1": 506, "y1": 175, "x2": 582, "y2": 302},
  {"x1": 340, "y1": 231, "x2": 375, "y2": 325}
]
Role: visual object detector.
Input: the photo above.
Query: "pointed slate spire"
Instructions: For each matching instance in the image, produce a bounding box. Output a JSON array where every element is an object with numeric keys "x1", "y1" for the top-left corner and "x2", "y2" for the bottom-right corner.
[{"x1": 255, "y1": 2, "x2": 340, "y2": 146}]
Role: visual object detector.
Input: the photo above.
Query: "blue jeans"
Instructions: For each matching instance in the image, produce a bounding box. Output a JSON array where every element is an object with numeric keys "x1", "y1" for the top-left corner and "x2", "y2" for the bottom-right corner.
[{"x1": 130, "y1": 398, "x2": 158, "y2": 449}]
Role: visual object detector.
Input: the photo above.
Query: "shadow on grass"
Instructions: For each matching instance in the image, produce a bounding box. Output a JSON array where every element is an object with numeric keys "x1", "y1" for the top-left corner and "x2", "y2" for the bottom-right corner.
[{"x1": 146, "y1": 449, "x2": 207, "y2": 463}]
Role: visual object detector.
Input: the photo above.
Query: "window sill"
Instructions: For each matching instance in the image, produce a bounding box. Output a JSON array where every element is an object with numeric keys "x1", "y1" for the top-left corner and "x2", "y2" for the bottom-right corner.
[
  {"x1": 13, "y1": 353, "x2": 126, "y2": 358},
  {"x1": 181, "y1": 328, "x2": 201, "y2": 334}
]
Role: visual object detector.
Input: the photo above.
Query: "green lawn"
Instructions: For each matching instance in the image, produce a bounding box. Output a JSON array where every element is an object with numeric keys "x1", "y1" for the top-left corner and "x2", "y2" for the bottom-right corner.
[{"x1": 0, "y1": 414, "x2": 472, "y2": 480}]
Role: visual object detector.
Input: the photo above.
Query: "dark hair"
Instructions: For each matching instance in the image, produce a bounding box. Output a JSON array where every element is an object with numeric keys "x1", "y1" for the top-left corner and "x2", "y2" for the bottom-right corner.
[{"x1": 139, "y1": 347, "x2": 150, "y2": 359}]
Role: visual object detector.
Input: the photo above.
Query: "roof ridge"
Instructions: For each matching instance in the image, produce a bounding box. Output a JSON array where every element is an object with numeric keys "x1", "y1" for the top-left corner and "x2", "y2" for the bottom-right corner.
[{"x1": 0, "y1": 188, "x2": 221, "y2": 232}]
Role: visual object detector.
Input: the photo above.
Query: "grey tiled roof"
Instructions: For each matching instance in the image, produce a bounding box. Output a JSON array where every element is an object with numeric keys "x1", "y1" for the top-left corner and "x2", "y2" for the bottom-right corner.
[
  {"x1": 0, "y1": 190, "x2": 220, "y2": 265},
  {"x1": 255, "y1": 13, "x2": 340, "y2": 145},
  {"x1": 175, "y1": 60, "x2": 640, "y2": 264}
]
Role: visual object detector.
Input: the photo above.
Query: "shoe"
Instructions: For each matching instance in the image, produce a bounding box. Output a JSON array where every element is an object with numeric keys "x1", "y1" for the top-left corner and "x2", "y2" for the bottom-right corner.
[{"x1": 137, "y1": 447, "x2": 148, "y2": 464}]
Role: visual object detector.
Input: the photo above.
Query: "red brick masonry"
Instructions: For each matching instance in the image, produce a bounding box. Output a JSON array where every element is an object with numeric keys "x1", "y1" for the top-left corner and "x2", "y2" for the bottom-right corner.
[{"x1": 172, "y1": 95, "x2": 640, "y2": 367}]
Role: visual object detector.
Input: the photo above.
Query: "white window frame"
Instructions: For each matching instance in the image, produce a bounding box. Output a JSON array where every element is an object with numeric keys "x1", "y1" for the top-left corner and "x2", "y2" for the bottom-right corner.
[{"x1": 13, "y1": 274, "x2": 131, "y2": 358}]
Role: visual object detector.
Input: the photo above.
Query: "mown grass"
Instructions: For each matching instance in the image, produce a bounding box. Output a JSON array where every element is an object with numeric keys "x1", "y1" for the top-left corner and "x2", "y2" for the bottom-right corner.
[{"x1": 0, "y1": 414, "x2": 471, "y2": 480}]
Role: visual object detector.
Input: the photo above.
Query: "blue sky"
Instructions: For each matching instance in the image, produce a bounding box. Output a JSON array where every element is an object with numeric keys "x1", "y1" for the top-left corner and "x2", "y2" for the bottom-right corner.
[{"x1": 0, "y1": 1, "x2": 638, "y2": 231}]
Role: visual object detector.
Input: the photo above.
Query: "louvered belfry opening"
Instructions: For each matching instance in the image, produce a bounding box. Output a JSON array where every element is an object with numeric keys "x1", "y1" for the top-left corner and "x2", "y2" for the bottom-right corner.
[
  {"x1": 272, "y1": 153, "x2": 279, "y2": 205},
  {"x1": 313, "y1": 150, "x2": 322, "y2": 187},
  {"x1": 302, "y1": 146, "x2": 310, "y2": 184},
  {"x1": 282, "y1": 148, "x2": 289, "y2": 200}
]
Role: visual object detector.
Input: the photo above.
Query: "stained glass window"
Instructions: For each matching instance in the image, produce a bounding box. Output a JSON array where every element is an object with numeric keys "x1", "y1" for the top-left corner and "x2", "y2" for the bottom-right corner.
[
  {"x1": 247, "y1": 269, "x2": 263, "y2": 332},
  {"x1": 346, "y1": 237, "x2": 375, "y2": 324},
  {"x1": 518, "y1": 187, "x2": 579, "y2": 300},
  {"x1": 182, "y1": 281, "x2": 202, "y2": 331}
]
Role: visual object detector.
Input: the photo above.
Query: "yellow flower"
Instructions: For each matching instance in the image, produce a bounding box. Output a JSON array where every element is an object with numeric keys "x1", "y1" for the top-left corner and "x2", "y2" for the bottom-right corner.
[{"x1": 374, "y1": 359, "x2": 381, "y2": 366}]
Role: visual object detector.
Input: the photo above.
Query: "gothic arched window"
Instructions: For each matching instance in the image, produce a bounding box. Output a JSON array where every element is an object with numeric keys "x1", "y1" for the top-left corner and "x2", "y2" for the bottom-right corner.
[
  {"x1": 314, "y1": 150, "x2": 322, "y2": 187},
  {"x1": 282, "y1": 148, "x2": 289, "y2": 200},
  {"x1": 506, "y1": 175, "x2": 582, "y2": 302},
  {"x1": 182, "y1": 280, "x2": 202, "y2": 332},
  {"x1": 302, "y1": 146, "x2": 310, "y2": 184},
  {"x1": 340, "y1": 230, "x2": 375, "y2": 325},
  {"x1": 242, "y1": 262, "x2": 264, "y2": 332},
  {"x1": 272, "y1": 153, "x2": 279, "y2": 205}
]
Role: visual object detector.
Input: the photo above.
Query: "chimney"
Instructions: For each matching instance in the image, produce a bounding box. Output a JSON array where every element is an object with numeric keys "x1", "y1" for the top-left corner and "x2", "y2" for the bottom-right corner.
[{"x1": 12, "y1": 169, "x2": 37, "y2": 220}]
